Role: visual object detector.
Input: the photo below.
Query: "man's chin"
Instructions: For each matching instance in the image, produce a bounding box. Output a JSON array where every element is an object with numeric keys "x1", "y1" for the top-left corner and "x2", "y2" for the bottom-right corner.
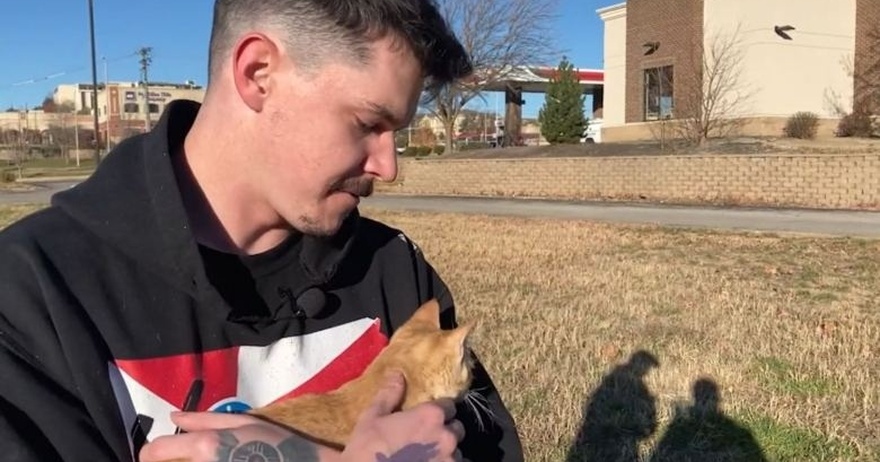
[
  {"x1": 295, "y1": 219, "x2": 340, "y2": 238},
  {"x1": 295, "y1": 204, "x2": 358, "y2": 237},
  {"x1": 346, "y1": 192, "x2": 362, "y2": 205}
]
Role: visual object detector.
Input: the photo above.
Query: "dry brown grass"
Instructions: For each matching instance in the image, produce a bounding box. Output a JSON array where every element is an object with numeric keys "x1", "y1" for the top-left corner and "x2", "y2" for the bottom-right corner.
[
  {"x1": 2, "y1": 204, "x2": 877, "y2": 460},
  {"x1": 0, "y1": 203, "x2": 45, "y2": 225},
  {"x1": 360, "y1": 207, "x2": 880, "y2": 461}
]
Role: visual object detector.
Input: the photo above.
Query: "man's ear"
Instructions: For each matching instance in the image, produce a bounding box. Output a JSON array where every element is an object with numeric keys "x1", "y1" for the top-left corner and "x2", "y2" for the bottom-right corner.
[{"x1": 231, "y1": 32, "x2": 281, "y2": 112}]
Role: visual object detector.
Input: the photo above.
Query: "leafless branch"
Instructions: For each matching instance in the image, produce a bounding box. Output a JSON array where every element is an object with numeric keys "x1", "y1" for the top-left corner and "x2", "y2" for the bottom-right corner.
[
  {"x1": 854, "y1": 22, "x2": 880, "y2": 114},
  {"x1": 423, "y1": 0, "x2": 561, "y2": 153},
  {"x1": 671, "y1": 23, "x2": 754, "y2": 146}
]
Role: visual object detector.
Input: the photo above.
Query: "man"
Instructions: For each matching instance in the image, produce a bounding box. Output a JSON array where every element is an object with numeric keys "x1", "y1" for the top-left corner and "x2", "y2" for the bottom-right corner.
[{"x1": 0, "y1": 1, "x2": 523, "y2": 461}]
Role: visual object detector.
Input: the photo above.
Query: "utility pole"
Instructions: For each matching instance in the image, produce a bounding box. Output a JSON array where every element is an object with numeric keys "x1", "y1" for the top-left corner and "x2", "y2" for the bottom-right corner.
[
  {"x1": 17, "y1": 108, "x2": 23, "y2": 179},
  {"x1": 87, "y1": 0, "x2": 101, "y2": 164},
  {"x1": 138, "y1": 47, "x2": 153, "y2": 133},
  {"x1": 103, "y1": 56, "x2": 113, "y2": 150}
]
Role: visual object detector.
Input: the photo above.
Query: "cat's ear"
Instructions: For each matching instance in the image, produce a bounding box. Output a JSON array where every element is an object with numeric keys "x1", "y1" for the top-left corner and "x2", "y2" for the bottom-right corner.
[
  {"x1": 448, "y1": 320, "x2": 475, "y2": 353},
  {"x1": 407, "y1": 298, "x2": 441, "y2": 328}
]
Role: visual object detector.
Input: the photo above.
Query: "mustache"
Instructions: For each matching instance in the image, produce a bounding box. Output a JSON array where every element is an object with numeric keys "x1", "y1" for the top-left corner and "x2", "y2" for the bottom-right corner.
[{"x1": 332, "y1": 177, "x2": 374, "y2": 197}]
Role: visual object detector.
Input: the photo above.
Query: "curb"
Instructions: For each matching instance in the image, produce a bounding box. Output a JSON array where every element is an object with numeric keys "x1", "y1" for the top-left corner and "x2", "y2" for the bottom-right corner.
[{"x1": 15, "y1": 175, "x2": 92, "y2": 184}]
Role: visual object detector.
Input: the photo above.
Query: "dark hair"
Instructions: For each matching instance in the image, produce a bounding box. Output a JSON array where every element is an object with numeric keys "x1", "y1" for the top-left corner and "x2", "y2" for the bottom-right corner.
[{"x1": 208, "y1": 0, "x2": 472, "y2": 97}]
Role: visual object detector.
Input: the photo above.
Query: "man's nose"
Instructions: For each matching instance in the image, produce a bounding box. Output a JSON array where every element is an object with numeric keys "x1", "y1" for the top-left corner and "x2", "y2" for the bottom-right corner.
[{"x1": 365, "y1": 131, "x2": 399, "y2": 182}]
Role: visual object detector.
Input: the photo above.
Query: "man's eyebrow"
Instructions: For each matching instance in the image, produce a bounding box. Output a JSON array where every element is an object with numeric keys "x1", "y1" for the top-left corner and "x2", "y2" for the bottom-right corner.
[{"x1": 365, "y1": 101, "x2": 403, "y2": 127}]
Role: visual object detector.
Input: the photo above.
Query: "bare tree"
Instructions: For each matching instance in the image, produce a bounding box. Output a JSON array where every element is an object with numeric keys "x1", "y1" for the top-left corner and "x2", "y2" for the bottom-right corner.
[
  {"x1": 646, "y1": 115, "x2": 678, "y2": 153},
  {"x1": 11, "y1": 128, "x2": 41, "y2": 180},
  {"x1": 671, "y1": 24, "x2": 754, "y2": 146},
  {"x1": 823, "y1": 22, "x2": 880, "y2": 138},
  {"x1": 823, "y1": 53, "x2": 855, "y2": 118},
  {"x1": 850, "y1": 22, "x2": 880, "y2": 136},
  {"x1": 855, "y1": 23, "x2": 880, "y2": 115},
  {"x1": 423, "y1": 0, "x2": 560, "y2": 153},
  {"x1": 45, "y1": 122, "x2": 78, "y2": 162}
]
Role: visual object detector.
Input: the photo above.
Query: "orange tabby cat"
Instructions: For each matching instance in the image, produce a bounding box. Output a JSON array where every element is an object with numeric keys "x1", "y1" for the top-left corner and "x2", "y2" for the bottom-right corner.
[{"x1": 159, "y1": 298, "x2": 478, "y2": 461}]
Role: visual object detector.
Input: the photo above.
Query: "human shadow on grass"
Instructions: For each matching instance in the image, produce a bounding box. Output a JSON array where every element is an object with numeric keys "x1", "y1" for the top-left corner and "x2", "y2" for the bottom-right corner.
[
  {"x1": 647, "y1": 377, "x2": 768, "y2": 462},
  {"x1": 565, "y1": 350, "x2": 660, "y2": 462}
]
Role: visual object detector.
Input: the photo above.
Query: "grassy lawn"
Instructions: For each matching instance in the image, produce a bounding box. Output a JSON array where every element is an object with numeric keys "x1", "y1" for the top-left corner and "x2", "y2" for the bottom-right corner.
[
  {"x1": 1, "y1": 204, "x2": 877, "y2": 460},
  {"x1": 1, "y1": 157, "x2": 96, "y2": 181},
  {"x1": 359, "y1": 208, "x2": 879, "y2": 461},
  {"x1": 0, "y1": 204, "x2": 46, "y2": 225}
]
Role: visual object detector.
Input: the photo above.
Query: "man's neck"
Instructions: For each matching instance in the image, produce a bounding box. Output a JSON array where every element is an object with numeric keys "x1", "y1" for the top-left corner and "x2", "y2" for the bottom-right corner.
[{"x1": 173, "y1": 113, "x2": 294, "y2": 256}]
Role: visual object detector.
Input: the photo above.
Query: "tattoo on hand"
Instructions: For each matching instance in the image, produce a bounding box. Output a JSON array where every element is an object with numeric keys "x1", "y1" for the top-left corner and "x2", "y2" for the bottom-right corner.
[
  {"x1": 231, "y1": 441, "x2": 282, "y2": 462},
  {"x1": 212, "y1": 429, "x2": 319, "y2": 462},
  {"x1": 375, "y1": 443, "x2": 440, "y2": 462},
  {"x1": 278, "y1": 436, "x2": 320, "y2": 462},
  {"x1": 215, "y1": 431, "x2": 239, "y2": 461}
]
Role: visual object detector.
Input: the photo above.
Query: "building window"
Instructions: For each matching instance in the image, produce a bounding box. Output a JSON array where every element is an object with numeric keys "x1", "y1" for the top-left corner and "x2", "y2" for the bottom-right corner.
[
  {"x1": 644, "y1": 65, "x2": 674, "y2": 121},
  {"x1": 149, "y1": 103, "x2": 160, "y2": 114},
  {"x1": 124, "y1": 103, "x2": 139, "y2": 113}
]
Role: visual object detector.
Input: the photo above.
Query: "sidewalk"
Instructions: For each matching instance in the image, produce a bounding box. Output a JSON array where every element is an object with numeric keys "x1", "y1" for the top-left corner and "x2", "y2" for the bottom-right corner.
[{"x1": 363, "y1": 194, "x2": 880, "y2": 239}]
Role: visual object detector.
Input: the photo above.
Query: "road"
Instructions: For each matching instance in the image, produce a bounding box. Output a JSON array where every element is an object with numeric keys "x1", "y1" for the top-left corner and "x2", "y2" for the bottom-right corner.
[{"x1": 4, "y1": 180, "x2": 880, "y2": 238}]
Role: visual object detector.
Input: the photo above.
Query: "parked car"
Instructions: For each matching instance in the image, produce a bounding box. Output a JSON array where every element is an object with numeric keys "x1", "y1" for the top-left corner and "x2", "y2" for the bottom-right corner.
[{"x1": 580, "y1": 119, "x2": 603, "y2": 144}]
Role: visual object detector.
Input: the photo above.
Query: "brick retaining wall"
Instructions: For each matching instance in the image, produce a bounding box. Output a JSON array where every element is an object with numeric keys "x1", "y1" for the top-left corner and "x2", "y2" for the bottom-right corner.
[{"x1": 377, "y1": 154, "x2": 880, "y2": 210}]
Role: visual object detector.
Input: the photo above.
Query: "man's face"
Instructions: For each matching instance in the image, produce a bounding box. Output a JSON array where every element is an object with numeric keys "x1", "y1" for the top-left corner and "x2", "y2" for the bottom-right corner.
[{"x1": 256, "y1": 36, "x2": 424, "y2": 237}]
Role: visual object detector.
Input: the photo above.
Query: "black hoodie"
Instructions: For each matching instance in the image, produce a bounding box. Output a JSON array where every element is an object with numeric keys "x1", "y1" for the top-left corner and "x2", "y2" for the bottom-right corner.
[{"x1": 0, "y1": 100, "x2": 523, "y2": 462}]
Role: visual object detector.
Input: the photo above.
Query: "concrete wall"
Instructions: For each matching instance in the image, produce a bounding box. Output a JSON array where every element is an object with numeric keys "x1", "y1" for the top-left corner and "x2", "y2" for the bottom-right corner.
[
  {"x1": 703, "y1": 0, "x2": 857, "y2": 119},
  {"x1": 598, "y1": 3, "x2": 627, "y2": 127},
  {"x1": 378, "y1": 155, "x2": 880, "y2": 210}
]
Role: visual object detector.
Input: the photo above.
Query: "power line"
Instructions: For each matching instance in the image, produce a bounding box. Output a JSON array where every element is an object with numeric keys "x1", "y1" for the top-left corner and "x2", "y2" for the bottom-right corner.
[{"x1": 0, "y1": 52, "x2": 138, "y2": 91}]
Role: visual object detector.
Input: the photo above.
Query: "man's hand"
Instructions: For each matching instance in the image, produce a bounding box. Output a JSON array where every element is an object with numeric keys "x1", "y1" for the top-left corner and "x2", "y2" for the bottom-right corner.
[
  {"x1": 343, "y1": 370, "x2": 466, "y2": 462},
  {"x1": 137, "y1": 370, "x2": 465, "y2": 462},
  {"x1": 138, "y1": 411, "x2": 338, "y2": 462}
]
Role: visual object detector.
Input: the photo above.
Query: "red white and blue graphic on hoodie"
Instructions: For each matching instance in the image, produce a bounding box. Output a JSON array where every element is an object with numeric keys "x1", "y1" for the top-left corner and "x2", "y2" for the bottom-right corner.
[{"x1": 107, "y1": 317, "x2": 388, "y2": 457}]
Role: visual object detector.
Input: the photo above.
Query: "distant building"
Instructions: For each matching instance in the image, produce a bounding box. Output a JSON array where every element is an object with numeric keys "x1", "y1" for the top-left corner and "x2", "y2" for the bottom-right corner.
[
  {"x1": 52, "y1": 80, "x2": 205, "y2": 145},
  {"x1": 597, "y1": 0, "x2": 880, "y2": 141}
]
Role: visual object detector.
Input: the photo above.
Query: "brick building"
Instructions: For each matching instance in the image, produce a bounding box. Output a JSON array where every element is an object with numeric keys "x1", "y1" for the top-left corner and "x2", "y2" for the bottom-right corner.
[
  {"x1": 52, "y1": 81, "x2": 205, "y2": 147},
  {"x1": 597, "y1": 0, "x2": 880, "y2": 141}
]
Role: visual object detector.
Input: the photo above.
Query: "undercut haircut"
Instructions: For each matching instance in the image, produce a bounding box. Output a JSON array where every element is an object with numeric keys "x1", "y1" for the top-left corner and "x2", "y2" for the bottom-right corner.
[{"x1": 207, "y1": 0, "x2": 473, "y2": 98}]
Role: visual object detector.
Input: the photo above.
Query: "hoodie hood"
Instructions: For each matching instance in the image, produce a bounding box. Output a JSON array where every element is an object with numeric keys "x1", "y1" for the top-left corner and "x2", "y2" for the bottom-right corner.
[{"x1": 51, "y1": 99, "x2": 359, "y2": 299}]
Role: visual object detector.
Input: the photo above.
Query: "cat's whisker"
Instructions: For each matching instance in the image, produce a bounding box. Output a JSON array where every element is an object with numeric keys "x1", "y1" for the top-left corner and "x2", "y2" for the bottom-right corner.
[
  {"x1": 463, "y1": 390, "x2": 497, "y2": 432},
  {"x1": 473, "y1": 392, "x2": 497, "y2": 421},
  {"x1": 464, "y1": 392, "x2": 486, "y2": 431}
]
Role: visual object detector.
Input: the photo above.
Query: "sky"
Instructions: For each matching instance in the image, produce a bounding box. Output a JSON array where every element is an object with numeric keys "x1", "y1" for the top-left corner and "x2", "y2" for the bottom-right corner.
[{"x1": 0, "y1": 0, "x2": 612, "y2": 119}]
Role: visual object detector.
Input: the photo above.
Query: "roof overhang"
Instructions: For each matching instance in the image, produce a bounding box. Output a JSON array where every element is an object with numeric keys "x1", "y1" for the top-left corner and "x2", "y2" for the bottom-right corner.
[{"x1": 476, "y1": 66, "x2": 604, "y2": 94}]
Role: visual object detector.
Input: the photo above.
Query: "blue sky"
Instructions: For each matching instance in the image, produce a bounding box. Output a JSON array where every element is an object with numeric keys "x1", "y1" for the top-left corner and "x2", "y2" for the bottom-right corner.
[{"x1": 0, "y1": 0, "x2": 611, "y2": 119}]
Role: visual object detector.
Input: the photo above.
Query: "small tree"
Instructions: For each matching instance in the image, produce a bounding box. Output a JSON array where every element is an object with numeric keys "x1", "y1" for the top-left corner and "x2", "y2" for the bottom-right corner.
[
  {"x1": 844, "y1": 21, "x2": 880, "y2": 137},
  {"x1": 457, "y1": 110, "x2": 479, "y2": 135},
  {"x1": 424, "y1": 0, "x2": 560, "y2": 154},
  {"x1": 672, "y1": 23, "x2": 753, "y2": 146},
  {"x1": 411, "y1": 126, "x2": 437, "y2": 147},
  {"x1": 856, "y1": 23, "x2": 880, "y2": 118},
  {"x1": 538, "y1": 56, "x2": 587, "y2": 144},
  {"x1": 41, "y1": 96, "x2": 58, "y2": 113}
]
